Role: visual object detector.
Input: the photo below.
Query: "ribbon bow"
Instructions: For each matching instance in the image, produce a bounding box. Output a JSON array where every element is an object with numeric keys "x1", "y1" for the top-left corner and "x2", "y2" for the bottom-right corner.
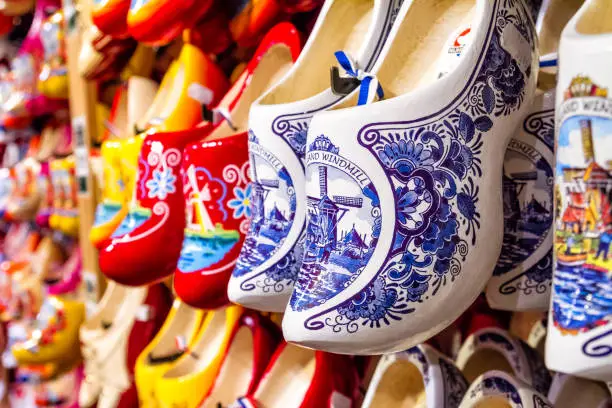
[{"x1": 334, "y1": 51, "x2": 384, "y2": 105}]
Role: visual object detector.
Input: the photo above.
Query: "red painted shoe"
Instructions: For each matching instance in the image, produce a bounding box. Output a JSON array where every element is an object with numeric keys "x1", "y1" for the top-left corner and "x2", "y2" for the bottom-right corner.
[
  {"x1": 228, "y1": 0, "x2": 283, "y2": 49},
  {"x1": 91, "y1": 0, "x2": 130, "y2": 39},
  {"x1": 127, "y1": 0, "x2": 215, "y2": 46},
  {"x1": 199, "y1": 312, "x2": 280, "y2": 408},
  {"x1": 232, "y1": 342, "x2": 359, "y2": 408},
  {"x1": 98, "y1": 43, "x2": 229, "y2": 287},
  {"x1": 173, "y1": 22, "x2": 301, "y2": 309}
]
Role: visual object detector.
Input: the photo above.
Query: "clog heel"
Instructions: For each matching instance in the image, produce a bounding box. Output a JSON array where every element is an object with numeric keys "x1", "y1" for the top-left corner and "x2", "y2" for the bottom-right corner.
[
  {"x1": 228, "y1": 0, "x2": 408, "y2": 313},
  {"x1": 485, "y1": 0, "x2": 584, "y2": 312},
  {"x1": 459, "y1": 371, "x2": 553, "y2": 408},
  {"x1": 362, "y1": 344, "x2": 468, "y2": 408},
  {"x1": 174, "y1": 23, "x2": 301, "y2": 309},
  {"x1": 134, "y1": 300, "x2": 206, "y2": 407},
  {"x1": 98, "y1": 39, "x2": 229, "y2": 286},
  {"x1": 155, "y1": 306, "x2": 242, "y2": 408},
  {"x1": 282, "y1": 0, "x2": 538, "y2": 354},
  {"x1": 232, "y1": 342, "x2": 359, "y2": 408}
]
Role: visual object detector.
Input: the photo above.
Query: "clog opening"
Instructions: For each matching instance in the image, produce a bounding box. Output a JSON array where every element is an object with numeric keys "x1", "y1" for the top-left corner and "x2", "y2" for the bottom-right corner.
[
  {"x1": 163, "y1": 309, "x2": 228, "y2": 377},
  {"x1": 207, "y1": 44, "x2": 294, "y2": 141},
  {"x1": 201, "y1": 326, "x2": 254, "y2": 408},
  {"x1": 375, "y1": 0, "x2": 477, "y2": 99},
  {"x1": 369, "y1": 359, "x2": 426, "y2": 408},
  {"x1": 138, "y1": 61, "x2": 178, "y2": 131},
  {"x1": 128, "y1": 76, "x2": 159, "y2": 134},
  {"x1": 552, "y1": 376, "x2": 610, "y2": 408},
  {"x1": 575, "y1": 0, "x2": 612, "y2": 35},
  {"x1": 254, "y1": 344, "x2": 315, "y2": 407},
  {"x1": 260, "y1": 0, "x2": 374, "y2": 104},
  {"x1": 538, "y1": 0, "x2": 585, "y2": 56},
  {"x1": 462, "y1": 348, "x2": 514, "y2": 383},
  {"x1": 147, "y1": 304, "x2": 202, "y2": 364},
  {"x1": 473, "y1": 396, "x2": 512, "y2": 408},
  {"x1": 80, "y1": 283, "x2": 127, "y2": 334}
]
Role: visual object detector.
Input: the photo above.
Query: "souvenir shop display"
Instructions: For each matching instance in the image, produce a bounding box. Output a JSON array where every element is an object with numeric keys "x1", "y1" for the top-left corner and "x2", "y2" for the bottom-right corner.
[{"x1": 0, "y1": 0, "x2": 610, "y2": 407}]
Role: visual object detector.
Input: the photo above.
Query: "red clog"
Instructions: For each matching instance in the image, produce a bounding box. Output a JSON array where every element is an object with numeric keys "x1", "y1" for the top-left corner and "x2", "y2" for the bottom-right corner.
[
  {"x1": 197, "y1": 311, "x2": 280, "y2": 408},
  {"x1": 91, "y1": 0, "x2": 130, "y2": 39},
  {"x1": 228, "y1": 0, "x2": 284, "y2": 48},
  {"x1": 173, "y1": 22, "x2": 301, "y2": 309},
  {"x1": 233, "y1": 342, "x2": 359, "y2": 408},
  {"x1": 127, "y1": 0, "x2": 215, "y2": 46}
]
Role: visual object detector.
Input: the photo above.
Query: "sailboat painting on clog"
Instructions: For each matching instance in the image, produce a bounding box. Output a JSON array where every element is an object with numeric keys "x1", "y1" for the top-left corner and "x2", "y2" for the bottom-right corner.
[
  {"x1": 177, "y1": 164, "x2": 242, "y2": 274},
  {"x1": 553, "y1": 77, "x2": 612, "y2": 336}
]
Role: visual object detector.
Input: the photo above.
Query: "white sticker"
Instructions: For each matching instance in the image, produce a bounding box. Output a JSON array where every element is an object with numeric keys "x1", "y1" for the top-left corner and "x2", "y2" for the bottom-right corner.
[
  {"x1": 135, "y1": 305, "x2": 154, "y2": 322},
  {"x1": 437, "y1": 26, "x2": 473, "y2": 79},
  {"x1": 501, "y1": 23, "x2": 532, "y2": 73},
  {"x1": 188, "y1": 83, "x2": 214, "y2": 106}
]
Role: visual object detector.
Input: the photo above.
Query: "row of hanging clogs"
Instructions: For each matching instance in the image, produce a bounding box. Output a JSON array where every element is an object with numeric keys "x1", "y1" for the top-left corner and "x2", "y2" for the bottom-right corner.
[{"x1": 84, "y1": 0, "x2": 588, "y2": 359}]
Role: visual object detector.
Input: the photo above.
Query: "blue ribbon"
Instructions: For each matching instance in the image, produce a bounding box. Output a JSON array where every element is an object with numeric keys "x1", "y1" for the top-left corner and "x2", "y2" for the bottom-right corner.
[{"x1": 334, "y1": 51, "x2": 384, "y2": 105}]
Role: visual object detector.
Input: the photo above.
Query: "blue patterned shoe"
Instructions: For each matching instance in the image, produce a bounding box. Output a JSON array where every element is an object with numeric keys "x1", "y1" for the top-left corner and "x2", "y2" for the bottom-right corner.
[
  {"x1": 459, "y1": 370, "x2": 553, "y2": 408},
  {"x1": 485, "y1": 0, "x2": 585, "y2": 312},
  {"x1": 282, "y1": 0, "x2": 538, "y2": 354},
  {"x1": 362, "y1": 344, "x2": 468, "y2": 408},
  {"x1": 456, "y1": 328, "x2": 552, "y2": 395},
  {"x1": 227, "y1": 0, "x2": 405, "y2": 312}
]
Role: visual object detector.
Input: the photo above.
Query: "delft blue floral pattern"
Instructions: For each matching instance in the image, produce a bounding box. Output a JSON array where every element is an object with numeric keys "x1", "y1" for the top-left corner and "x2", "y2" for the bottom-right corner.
[
  {"x1": 228, "y1": 185, "x2": 252, "y2": 219},
  {"x1": 146, "y1": 168, "x2": 176, "y2": 200},
  {"x1": 303, "y1": 0, "x2": 534, "y2": 334}
]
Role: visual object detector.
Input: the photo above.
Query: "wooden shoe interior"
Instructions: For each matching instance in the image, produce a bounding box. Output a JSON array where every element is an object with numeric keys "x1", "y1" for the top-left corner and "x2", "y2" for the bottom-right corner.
[
  {"x1": 259, "y1": 0, "x2": 374, "y2": 105},
  {"x1": 461, "y1": 348, "x2": 514, "y2": 383},
  {"x1": 575, "y1": 0, "x2": 612, "y2": 34},
  {"x1": 367, "y1": 359, "x2": 427, "y2": 408},
  {"x1": 254, "y1": 344, "x2": 316, "y2": 407},
  {"x1": 201, "y1": 325, "x2": 255, "y2": 408},
  {"x1": 207, "y1": 44, "x2": 294, "y2": 141}
]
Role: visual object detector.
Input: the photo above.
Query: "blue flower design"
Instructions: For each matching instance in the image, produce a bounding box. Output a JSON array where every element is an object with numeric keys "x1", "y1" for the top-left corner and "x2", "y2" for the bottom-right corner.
[
  {"x1": 145, "y1": 168, "x2": 176, "y2": 200},
  {"x1": 337, "y1": 276, "x2": 398, "y2": 322},
  {"x1": 228, "y1": 184, "x2": 252, "y2": 219},
  {"x1": 379, "y1": 139, "x2": 435, "y2": 177},
  {"x1": 457, "y1": 192, "x2": 476, "y2": 220}
]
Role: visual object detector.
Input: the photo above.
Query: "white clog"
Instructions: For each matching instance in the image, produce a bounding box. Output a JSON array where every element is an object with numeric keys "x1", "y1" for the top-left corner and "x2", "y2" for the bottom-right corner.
[
  {"x1": 456, "y1": 328, "x2": 551, "y2": 395},
  {"x1": 547, "y1": 0, "x2": 612, "y2": 382},
  {"x1": 228, "y1": 0, "x2": 405, "y2": 312},
  {"x1": 459, "y1": 370, "x2": 553, "y2": 408},
  {"x1": 283, "y1": 0, "x2": 538, "y2": 354},
  {"x1": 362, "y1": 344, "x2": 468, "y2": 408},
  {"x1": 485, "y1": 0, "x2": 585, "y2": 312}
]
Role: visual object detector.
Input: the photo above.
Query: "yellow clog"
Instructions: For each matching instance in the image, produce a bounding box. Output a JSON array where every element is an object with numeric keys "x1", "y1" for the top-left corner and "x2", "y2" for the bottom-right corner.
[
  {"x1": 156, "y1": 305, "x2": 243, "y2": 408},
  {"x1": 57, "y1": 157, "x2": 79, "y2": 237},
  {"x1": 135, "y1": 300, "x2": 206, "y2": 407},
  {"x1": 48, "y1": 159, "x2": 65, "y2": 231},
  {"x1": 12, "y1": 296, "x2": 85, "y2": 378}
]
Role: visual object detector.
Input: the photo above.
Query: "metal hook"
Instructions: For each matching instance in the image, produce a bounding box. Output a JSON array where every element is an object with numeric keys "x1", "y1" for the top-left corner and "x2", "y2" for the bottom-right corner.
[{"x1": 330, "y1": 66, "x2": 360, "y2": 96}]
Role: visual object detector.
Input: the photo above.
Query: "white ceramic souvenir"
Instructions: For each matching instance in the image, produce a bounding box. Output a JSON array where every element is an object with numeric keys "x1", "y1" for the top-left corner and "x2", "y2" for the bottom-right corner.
[
  {"x1": 362, "y1": 344, "x2": 468, "y2": 408},
  {"x1": 546, "y1": 0, "x2": 612, "y2": 381},
  {"x1": 456, "y1": 328, "x2": 551, "y2": 395},
  {"x1": 228, "y1": 0, "x2": 405, "y2": 312},
  {"x1": 547, "y1": 372, "x2": 611, "y2": 408},
  {"x1": 485, "y1": 0, "x2": 585, "y2": 312},
  {"x1": 485, "y1": 87, "x2": 555, "y2": 311},
  {"x1": 459, "y1": 370, "x2": 553, "y2": 408},
  {"x1": 282, "y1": 0, "x2": 538, "y2": 354}
]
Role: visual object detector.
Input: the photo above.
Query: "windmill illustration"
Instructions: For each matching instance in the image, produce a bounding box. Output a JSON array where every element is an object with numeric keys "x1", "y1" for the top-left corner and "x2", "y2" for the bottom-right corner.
[
  {"x1": 250, "y1": 152, "x2": 280, "y2": 223},
  {"x1": 185, "y1": 165, "x2": 215, "y2": 233},
  {"x1": 306, "y1": 165, "x2": 363, "y2": 263}
]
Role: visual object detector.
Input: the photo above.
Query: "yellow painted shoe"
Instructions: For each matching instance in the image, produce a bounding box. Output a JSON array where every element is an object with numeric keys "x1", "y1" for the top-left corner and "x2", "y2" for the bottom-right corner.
[
  {"x1": 156, "y1": 305, "x2": 243, "y2": 408},
  {"x1": 12, "y1": 296, "x2": 85, "y2": 378},
  {"x1": 48, "y1": 159, "x2": 65, "y2": 231},
  {"x1": 57, "y1": 157, "x2": 79, "y2": 237},
  {"x1": 135, "y1": 300, "x2": 206, "y2": 407},
  {"x1": 37, "y1": 10, "x2": 69, "y2": 100}
]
